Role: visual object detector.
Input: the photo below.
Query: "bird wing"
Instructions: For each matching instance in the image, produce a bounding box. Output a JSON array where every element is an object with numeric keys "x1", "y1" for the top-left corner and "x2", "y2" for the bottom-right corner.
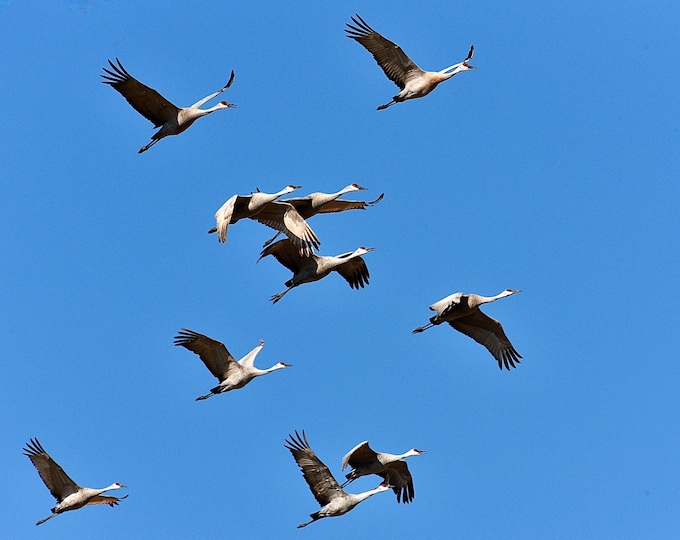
[
  {"x1": 345, "y1": 15, "x2": 424, "y2": 90},
  {"x1": 285, "y1": 431, "x2": 344, "y2": 506},
  {"x1": 254, "y1": 203, "x2": 320, "y2": 253},
  {"x1": 237, "y1": 341, "x2": 263, "y2": 368},
  {"x1": 213, "y1": 195, "x2": 239, "y2": 243},
  {"x1": 258, "y1": 239, "x2": 306, "y2": 274},
  {"x1": 378, "y1": 461, "x2": 414, "y2": 504},
  {"x1": 23, "y1": 439, "x2": 79, "y2": 502},
  {"x1": 314, "y1": 193, "x2": 385, "y2": 214},
  {"x1": 342, "y1": 441, "x2": 377, "y2": 470},
  {"x1": 277, "y1": 197, "x2": 316, "y2": 218},
  {"x1": 449, "y1": 310, "x2": 522, "y2": 370},
  {"x1": 87, "y1": 494, "x2": 129, "y2": 507},
  {"x1": 101, "y1": 58, "x2": 179, "y2": 127},
  {"x1": 173, "y1": 328, "x2": 240, "y2": 381},
  {"x1": 336, "y1": 255, "x2": 370, "y2": 289}
]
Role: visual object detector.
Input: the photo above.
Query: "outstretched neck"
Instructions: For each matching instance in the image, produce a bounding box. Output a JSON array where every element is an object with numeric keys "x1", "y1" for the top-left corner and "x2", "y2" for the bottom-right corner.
[
  {"x1": 477, "y1": 290, "x2": 516, "y2": 305},
  {"x1": 355, "y1": 485, "x2": 387, "y2": 503}
]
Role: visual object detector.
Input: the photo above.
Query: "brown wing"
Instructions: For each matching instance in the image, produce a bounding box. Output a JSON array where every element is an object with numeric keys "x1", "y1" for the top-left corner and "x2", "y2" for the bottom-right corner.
[
  {"x1": 173, "y1": 328, "x2": 240, "y2": 381},
  {"x1": 450, "y1": 310, "x2": 522, "y2": 370},
  {"x1": 101, "y1": 58, "x2": 179, "y2": 127},
  {"x1": 254, "y1": 203, "x2": 320, "y2": 253},
  {"x1": 315, "y1": 193, "x2": 385, "y2": 214},
  {"x1": 258, "y1": 239, "x2": 307, "y2": 274},
  {"x1": 87, "y1": 494, "x2": 129, "y2": 507},
  {"x1": 378, "y1": 461, "x2": 415, "y2": 504},
  {"x1": 342, "y1": 441, "x2": 378, "y2": 470},
  {"x1": 345, "y1": 15, "x2": 424, "y2": 90},
  {"x1": 335, "y1": 256, "x2": 370, "y2": 289},
  {"x1": 285, "y1": 431, "x2": 344, "y2": 506},
  {"x1": 23, "y1": 439, "x2": 79, "y2": 502}
]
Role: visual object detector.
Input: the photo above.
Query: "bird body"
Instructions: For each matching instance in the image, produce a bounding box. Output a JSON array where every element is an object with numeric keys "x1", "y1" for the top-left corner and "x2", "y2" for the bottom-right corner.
[
  {"x1": 174, "y1": 328, "x2": 291, "y2": 400},
  {"x1": 102, "y1": 58, "x2": 235, "y2": 153},
  {"x1": 341, "y1": 441, "x2": 425, "y2": 503},
  {"x1": 413, "y1": 289, "x2": 522, "y2": 370},
  {"x1": 345, "y1": 15, "x2": 475, "y2": 110},
  {"x1": 258, "y1": 239, "x2": 373, "y2": 303},
  {"x1": 23, "y1": 439, "x2": 127, "y2": 526},
  {"x1": 285, "y1": 431, "x2": 389, "y2": 528},
  {"x1": 209, "y1": 185, "x2": 320, "y2": 255}
]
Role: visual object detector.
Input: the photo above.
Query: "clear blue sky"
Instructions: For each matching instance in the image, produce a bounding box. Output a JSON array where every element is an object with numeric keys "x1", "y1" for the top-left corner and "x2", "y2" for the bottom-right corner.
[{"x1": 2, "y1": 1, "x2": 679, "y2": 538}]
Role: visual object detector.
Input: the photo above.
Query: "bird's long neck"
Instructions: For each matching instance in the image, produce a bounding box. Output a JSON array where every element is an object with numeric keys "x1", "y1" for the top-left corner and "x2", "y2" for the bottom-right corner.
[
  {"x1": 475, "y1": 290, "x2": 514, "y2": 306},
  {"x1": 97, "y1": 483, "x2": 121, "y2": 494},
  {"x1": 352, "y1": 485, "x2": 386, "y2": 504},
  {"x1": 438, "y1": 63, "x2": 467, "y2": 79},
  {"x1": 254, "y1": 364, "x2": 285, "y2": 376},
  {"x1": 311, "y1": 188, "x2": 348, "y2": 208},
  {"x1": 327, "y1": 248, "x2": 364, "y2": 269}
]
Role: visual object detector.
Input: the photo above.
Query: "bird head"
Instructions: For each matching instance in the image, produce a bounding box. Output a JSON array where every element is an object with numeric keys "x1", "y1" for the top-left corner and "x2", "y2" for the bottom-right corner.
[
  {"x1": 112, "y1": 482, "x2": 126, "y2": 489},
  {"x1": 377, "y1": 483, "x2": 391, "y2": 492},
  {"x1": 277, "y1": 362, "x2": 292, "y2": 368},
  {"x1": 356, "y1": 246, "x2": 375, "y2": 256},
  {"x1": 410, "y1": 448, "x2": 427, "y2": 456},
  {"x1": 503, "y1": 289, "x2": 522, "y2": 296},
  {"x1": 348, "y1": 183, "x2": 368, "y2": 191},
  {"x1": 219, "y1": 101, "x2": 236, "y2": 109},
  {"x1": 285, "y1": 185, "x2": 302, "y2": 193}
]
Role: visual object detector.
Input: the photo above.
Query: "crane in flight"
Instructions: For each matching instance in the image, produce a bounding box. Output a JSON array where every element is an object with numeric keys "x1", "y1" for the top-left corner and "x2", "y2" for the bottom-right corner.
[
  {"x1": 174, "y1": 328, "x2": 291, "y2": 400},
  {"x1": 285, "y1": 430, "x2": 390, "y2": 528},
  {"x1": 413, "y1": 289, "x2": 522, "y2": 370},
  {"x1": 345, "y1": 14, "x2": 475, "y2": 110},
  {"x1": 258, "y1": 239, "x2": 374, "y2": 304},
  {"x1": 341, "y1": 441, "x2": 426, "y2": 503},
  {"x1": 102, "y1": 58, "x2": 235, "y2": 153},
  {"x1": 23, "y1": 438, "x2": 127, "y2": 526}
]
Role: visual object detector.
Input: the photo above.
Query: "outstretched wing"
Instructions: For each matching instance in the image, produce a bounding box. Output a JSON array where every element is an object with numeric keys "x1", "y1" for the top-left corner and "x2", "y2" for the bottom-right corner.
[
  {"x1": 336, "y1": 255, "x2": 370, "y2": 289},
  {"x1": 315, "y1": 193, "x2": 385, "y2": 214},
  {"x1": 345, "y1": 15, "x2": 424, "y2": 90},
  {"x1": 285, "y1": 431, "x2": 344, "y2": 506},
  {"x1": 174, "y1": 328, "x2": 240, "y2": 381},
  {"x1": 450, "y1": 310, "x2": 522, "y2": 370},
  {"x1": 87, "y1": 494, "x2": 129, "y2": 507},
  {"x1": 101, "y1": 58, "x2": 179, "y2": 127},
  {"x1": 23, "y1": 439, "x2": 79, "y2": 502},
  {"x1": 378, "y1": 461, "x2": 415, "y2": 504}
]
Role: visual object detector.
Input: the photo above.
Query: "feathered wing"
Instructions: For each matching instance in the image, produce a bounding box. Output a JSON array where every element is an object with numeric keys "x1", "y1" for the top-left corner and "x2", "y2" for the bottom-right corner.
[
  {"x1": 173, "y1": 328, "x2": 240, "y2": 381},
  {"x1": 255, "y1": 203, "x2": 320, "y2": 253},
  {"x1": 449, "y1": 310, "x2": 522, "y2": 370},
  {"x1": 345, "y1": 15, "x2": 424, "y2": 90},
  {"x1": 258, "y1": 239, "x2": 306, "y2": 274},
  {"x1": 213, "y1": 195, "x2": 238, "y2": 243},
  {"x1": 336, "y1": 256, "x2": 370, "y2": 289},
  {"x1": 314, "y1": 193, "x2": 385, "y2": 214},
  {"x1": 23, "y1": 439, "x2": 79, "y2": 502},
  {"x1": 101, "y1": 58, "x2": 179, "y2": 127},
  {"x1": 342, "y1": 441, "x2": 377, "y2": 470},
  {"x1": 431, "y1": 292, "x2": 464, "y2": 316},
  {"x1": 378, "y1": 461, "x2": 415, "y2": 504},
  {"x1": 285, "y1": 431, "x2": 344, "y2": 507},
  {"x1": 87, "y1": 494, "x2": 129, "y2": 507}
]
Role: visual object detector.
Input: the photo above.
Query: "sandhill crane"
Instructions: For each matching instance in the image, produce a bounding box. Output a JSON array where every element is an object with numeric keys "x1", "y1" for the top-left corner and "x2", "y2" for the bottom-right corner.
[
  {"x1": 262, "y1": 184, "x2": 384, "y2": 247},
  {"x1": 208, "y1": 185, "x2": 320, "y2": 255},
  {"x1": 174, "y1": 328, "x2": 291, "y2": 400},
  {"x1": 345, "y1": 15, "x2": 475, "y2": 110},
  {"x1": 101, "y1": 58, "x2": 235, "y2": 153},
  {"x1": 258, "y1": 239, "x2": 374, "y2": 304},
  {"x1": 285, "y1": 430, "x2": 390, "y2": 528},
  {"x1": 413, "y1": 289, "x2": 522, "y2": 370},
  {"x1": 23, "y1": 438, "x2": 127, "y2": 526},
  {"x1": 341, "y1": 441, "x2": 426, "y2": 503}
]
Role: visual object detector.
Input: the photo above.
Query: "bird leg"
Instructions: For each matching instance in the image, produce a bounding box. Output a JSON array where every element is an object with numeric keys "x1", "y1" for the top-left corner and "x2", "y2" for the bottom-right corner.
[
  {"x1": 138, "y1": 138, "x2": 159, "y2": 154},
  {"x1": 195, "y1": 392, "x2": 215, "y2": 401},
  {"x1": 340, "y1": 477, "x2": 354, "y2": 488},
  {"x1": 412, "y1": 323, "x2": 434, "y2": 334},
  {"x1": 377, "y1": 100, "x2": 396, "y2": 110},
  {"x1": 262, "y1": 230, "x2": 282, "y2": 248},
  {"x1": 36, "y1": 513, "x2": 57, "y2": 526},
  {"x1": 270, "y1": 287, "x2": 293, "y2": 304}
]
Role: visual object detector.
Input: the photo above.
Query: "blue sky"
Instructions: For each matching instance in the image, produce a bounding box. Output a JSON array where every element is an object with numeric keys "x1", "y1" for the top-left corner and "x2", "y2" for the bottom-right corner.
[{"x1": 2, "y1": 1, "x2": 679, "y2": 538}]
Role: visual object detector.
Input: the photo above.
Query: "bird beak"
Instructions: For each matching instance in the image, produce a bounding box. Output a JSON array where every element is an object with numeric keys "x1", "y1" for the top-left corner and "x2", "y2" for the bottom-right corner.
[
  {"x1": 221, "y1": 101, "x2": 236, "y2": 108},
  {"x1": 290, "y1": 185, "x2": 302, "y2": 190},
  {"x1": 364, "y1": 247, "x2": 376, "y2": 252},
  {"x1": 356, "y1": 185, "x2": 368, "y2": 190},
  {"x1": 283, "y1": 363, "x2": 292, "y2": 367},
  {"x1": 465, "y1": 64, "x2": 476, "y2": 69},
  {"x1": 119, "y1": 484, "x2": 128, "y2": 488}
]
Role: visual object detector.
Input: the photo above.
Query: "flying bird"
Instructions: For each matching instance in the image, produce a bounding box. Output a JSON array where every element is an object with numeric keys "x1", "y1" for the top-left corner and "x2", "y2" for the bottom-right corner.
[
  {"x1": 23, "y1": 438, "x2": 127, "y2": 526},
  {"x1": 258, "y1": 239, "x2": 374, "y2": 304},
  {"x1": 209, "y1": 185, "x2": 320, "y2": 255},
  {"x1": 262, "y1": 184, "x2": 384, "y2": 247},
  {"x1": 101, "y1": 58, "x2": 236, "y2": 153},
  {"x1": 341, "y1": 441, "x2": 426, "y2": 503},
  {"x1": 285, "y1": 430, "x2": 390, "y2": 528},
  {"x1": 174, "y1": 328, "x2": 291, "y2": 400},
  {"x1": 413, "y1": 289, "x2": 522, "y2": 370},
  {"x1": 345, "y1": 14, "x2": 475, "y2": 110}
]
